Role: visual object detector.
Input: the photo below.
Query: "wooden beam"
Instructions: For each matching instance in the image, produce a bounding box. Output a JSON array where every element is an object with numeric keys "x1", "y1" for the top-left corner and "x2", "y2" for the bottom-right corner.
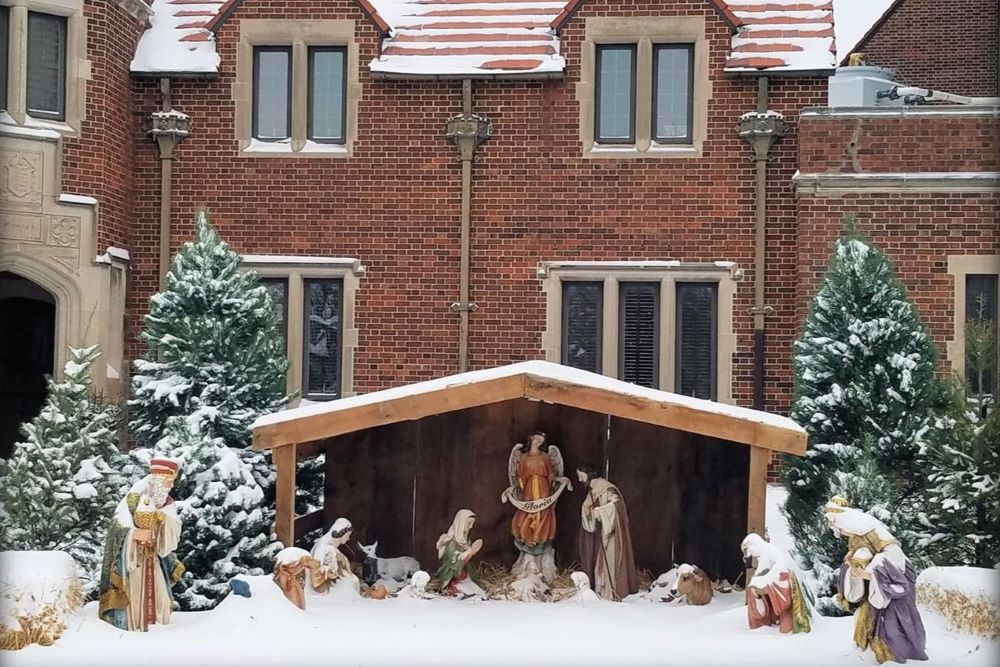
[
  {"x1": 253, "y1": 374, "x2": 526, "y2": 450},
  {"x1": 274, "y1": 443, "x2": 297, "y2": 547},
  {"x1": 293, "y1": 508, "x2": 325, "y2": 541},
  {"x1": 524, "y1": 376, "x2": 806, "y2": 454},
  {"x1": 747, "y1": 446, "x2": 769, "y2": 538}
]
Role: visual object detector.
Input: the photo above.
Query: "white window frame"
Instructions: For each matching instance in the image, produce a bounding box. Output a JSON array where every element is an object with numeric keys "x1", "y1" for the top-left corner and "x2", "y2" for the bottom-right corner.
[{"x1": 947, "y1": 255, "x2": 1000, "y2": 381}]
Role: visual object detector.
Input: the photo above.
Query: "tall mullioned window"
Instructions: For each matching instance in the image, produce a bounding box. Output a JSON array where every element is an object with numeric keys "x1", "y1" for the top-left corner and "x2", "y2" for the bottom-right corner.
[
  {"x1": 252, "y1": 46, "x2": 291, "y2": 141},
  {"x1": 26, "y1": 12, "x2": 67, "y2": 120},
  {"x1": 618, "y1": 282, "x2": 659, "y2": 388},
  {"x1": 561, "y1": 281, "x2": 603, "y2": 374},
  {"x1": 966, "y1": 274, "x2": 998, "y2": 397},
  {"x1": 308, "y1": 46, "x2": 346, "y2": 143},
  {"x1": 594, "y1": 44, "x2": 636, "y2": 144},
  {"x1": 0, "y1": 7, "x2": 9, "y2": 112},
  {"x1": 304, "y1": 279, "x2": 343, "y2": 400},
  {"x1": 653, "y1": 44, "x2": 694, "y2": 144}
]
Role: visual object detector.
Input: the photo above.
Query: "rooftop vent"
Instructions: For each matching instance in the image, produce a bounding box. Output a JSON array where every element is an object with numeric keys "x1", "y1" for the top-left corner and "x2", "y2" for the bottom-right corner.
[{"x1": 828, "y1": 66, "x2": 902, "y2": 107}]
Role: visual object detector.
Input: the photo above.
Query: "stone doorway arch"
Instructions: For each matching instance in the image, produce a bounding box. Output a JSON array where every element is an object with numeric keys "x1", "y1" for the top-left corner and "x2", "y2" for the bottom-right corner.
[{"x1": 0, "y1": 271, "x2": 57, "y2": 456}]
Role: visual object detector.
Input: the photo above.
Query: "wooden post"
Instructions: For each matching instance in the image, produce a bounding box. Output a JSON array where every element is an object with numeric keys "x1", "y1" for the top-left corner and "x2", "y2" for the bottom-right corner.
[
  {"x1": 274, "y1": 443, "x2": 297, "y2": 547},
  {"x1": 747, "y1": 445, "x2": 768, "y2": 537}
]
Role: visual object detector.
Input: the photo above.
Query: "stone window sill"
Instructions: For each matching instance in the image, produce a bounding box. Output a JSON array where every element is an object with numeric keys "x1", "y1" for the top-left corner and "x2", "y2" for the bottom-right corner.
[
  {"x1": 0, "y1": 111, "x2": 78, "y2": 139},
  {"x1": 584, "y1": 142, "x2": 700, "y2": 159},
  {"x1": 240, "y1": 138, "x2": 350, "y2": 158}
]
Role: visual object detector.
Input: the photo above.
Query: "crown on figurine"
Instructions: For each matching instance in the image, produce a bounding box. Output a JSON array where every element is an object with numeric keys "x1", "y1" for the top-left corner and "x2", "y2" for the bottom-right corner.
[
  {"x1": 150, "y1": 457, "x2": 179, "y2": 479},
  {"x1": 825, "y1": 496, "x2": 850, "y2": 514}
]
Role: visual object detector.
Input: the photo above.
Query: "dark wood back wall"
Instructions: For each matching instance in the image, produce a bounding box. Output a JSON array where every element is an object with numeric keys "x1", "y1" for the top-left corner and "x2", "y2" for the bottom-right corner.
[{"x1": 321, "y1": 399, "x2": 749, "y2": 581}]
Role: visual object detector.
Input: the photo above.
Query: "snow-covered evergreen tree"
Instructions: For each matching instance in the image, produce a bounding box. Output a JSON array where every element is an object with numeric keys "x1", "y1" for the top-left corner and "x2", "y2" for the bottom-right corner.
[
  {"x1": 781, "y1": 226, "x2": 941, "y2": 612},
  {"x1": 917, "y1": 314, "x2": 999, "y2": 568},
  {"x1": 0, "y1": 346, "x2": 124, "y2": 591},
  {"x1": 149, "y1": 417, "x2": 280, "y2": 610},
  {"x1": 128, "y1": 209, "x2": 290, "y2": 490}
]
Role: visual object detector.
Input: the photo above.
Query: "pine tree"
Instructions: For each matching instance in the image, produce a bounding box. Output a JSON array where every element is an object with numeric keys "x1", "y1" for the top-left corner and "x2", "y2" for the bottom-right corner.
[
  {"x1": 128, "y1": 209, "x2": 290, "y2": 490},
  {"x1": 917, "y1": 313, "x2": 999, "y2": 568},
  {"x1": 0, "y1": 346, "x2": 124, "y2": 592},
  {"x1": 147, "y1": 417, "x2": 280, "y2": 610},
  {"x1": 781, "y1": 226, "x2": 941, "y2": 612}
]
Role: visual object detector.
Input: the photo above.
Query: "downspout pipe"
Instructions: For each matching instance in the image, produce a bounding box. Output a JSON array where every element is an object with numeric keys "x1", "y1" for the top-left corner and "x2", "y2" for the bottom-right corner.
[
  {"x1": 149, "y1": 78, "x2": 191, "y2": 291},
  {"x1": 738, "y1": 76, "x2": 786, "y2": 411},
  {"x1": 445, "y1": 79, "x2": 492, "y2": 372}
]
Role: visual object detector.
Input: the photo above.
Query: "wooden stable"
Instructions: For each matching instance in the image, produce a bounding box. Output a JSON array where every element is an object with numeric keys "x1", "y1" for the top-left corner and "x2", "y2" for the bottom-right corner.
[{"x1": 251, "y1": 361, "x2": 806, "y2": 582}]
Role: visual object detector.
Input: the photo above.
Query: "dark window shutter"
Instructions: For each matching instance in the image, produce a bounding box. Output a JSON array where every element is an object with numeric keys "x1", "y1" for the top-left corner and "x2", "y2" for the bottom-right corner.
[
  {"x1": 676, "y1": 282, "x2": 718, "y2": 400},
  {"x1": 26, "y1": 12, "x2": 67, "y2": 120},
  {"x1": 1, "y1": 7, "x2": 9, "y2": 112},
  {"x1": 619, "y1": 282, "x2": 659, "y2": 388},
  {"x1": 562, "y1": 282, "x2": 603, "y2": 373},
  {"x1": 966, "y1": 274, "x2": 998, "y2": 396},
  {"x1": 303, "y1": 279, "x2": 342, "y2": 400}
]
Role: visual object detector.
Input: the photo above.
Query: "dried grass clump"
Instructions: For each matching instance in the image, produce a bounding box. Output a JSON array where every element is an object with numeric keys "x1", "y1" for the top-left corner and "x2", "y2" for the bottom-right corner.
[
  {"x1": 917, "y1": 583, "x2": 1000, "y2": 640},
  {"x1": 0, "y1": 571, "x2": 82, "y2": 652},
  {"x1": 0, "y1": 605, "x2": 68, "y2": 651}
]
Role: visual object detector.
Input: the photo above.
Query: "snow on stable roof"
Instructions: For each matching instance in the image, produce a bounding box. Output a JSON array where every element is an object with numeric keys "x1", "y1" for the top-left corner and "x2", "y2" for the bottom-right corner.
[
  {"x1": 363, "y1": 1, "x2": 571, "y2": 78},
  {"x1": 252, "y1": 360, "x2": 806, "y2": 453},
  {"x1": 131, "y1": 0, "x2": 223, "y2": 75},
  {"x1": 721, "y1": 0, "x2": 897, "y2": 73}
]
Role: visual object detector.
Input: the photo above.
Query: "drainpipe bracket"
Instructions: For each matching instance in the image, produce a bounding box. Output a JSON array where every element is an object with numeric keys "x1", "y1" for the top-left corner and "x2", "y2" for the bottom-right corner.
[
  {"x1": 748, "y1": 305, "x2": 775, "y2": 316},
  {"x1": 445, "y1": 113, "x2": 492, "y2": 161},
  {"x1": 738, "y1": 111, "x2": 787, "y2": 160},
  {"x1": 450, "y1": 301, "x2": 479, "y2": 313}
]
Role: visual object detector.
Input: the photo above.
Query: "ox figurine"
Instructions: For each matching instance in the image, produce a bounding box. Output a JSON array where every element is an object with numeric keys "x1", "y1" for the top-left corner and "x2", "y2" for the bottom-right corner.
[{"x1": 668, "y1": 563, "x2": 714, "y2": 606}]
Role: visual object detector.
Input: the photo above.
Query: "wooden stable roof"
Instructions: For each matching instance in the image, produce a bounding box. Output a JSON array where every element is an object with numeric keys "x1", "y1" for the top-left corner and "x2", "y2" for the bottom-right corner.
[{"x1": 252, "y1": 361, "x2": 807, "y2": 455}]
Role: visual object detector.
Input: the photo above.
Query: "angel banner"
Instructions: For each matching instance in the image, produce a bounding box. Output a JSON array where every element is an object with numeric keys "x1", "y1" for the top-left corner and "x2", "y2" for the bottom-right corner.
[{"x1": 500, "y1": 431, "x2": 572, "y2": 583}]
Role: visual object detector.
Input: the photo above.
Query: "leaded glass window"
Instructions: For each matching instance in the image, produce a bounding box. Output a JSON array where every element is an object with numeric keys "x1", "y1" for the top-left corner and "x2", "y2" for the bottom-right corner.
[{"x1": 303, "y1": 279, "x2": 342, "y2": 399}]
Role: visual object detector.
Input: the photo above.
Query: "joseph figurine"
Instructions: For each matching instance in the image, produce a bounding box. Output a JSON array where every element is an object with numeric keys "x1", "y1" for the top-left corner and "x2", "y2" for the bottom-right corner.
[{"x1": 576, "y1": 463, "x2": 638, "y2": 601}]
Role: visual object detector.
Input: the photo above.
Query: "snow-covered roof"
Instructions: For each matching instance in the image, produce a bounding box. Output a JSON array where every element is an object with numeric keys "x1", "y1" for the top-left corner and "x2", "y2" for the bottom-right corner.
[
  {"x1": 722, "y1": 0, "x2": 897, "y2": 73},
  {"x1": 252, "y1": 360, "x2": 806, "y2": 453},
  {"x1": 131, "y1": 0, "x2": 224, "y2": 75},
  {"x1": 362, "y1": 0, "x2": 571, "y2": 77}
]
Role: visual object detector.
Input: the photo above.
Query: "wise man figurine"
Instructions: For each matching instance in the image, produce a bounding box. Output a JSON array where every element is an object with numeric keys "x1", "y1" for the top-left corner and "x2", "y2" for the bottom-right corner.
[
  {"x1": 576, "y1": 463, "x2": 638, "y2": 601},
  {"x1": 825, "y1": 497, "x2": 928, "y2": 664},
  {"x1": 98, "y1": 457, "x2": 184, "y2": 631}
]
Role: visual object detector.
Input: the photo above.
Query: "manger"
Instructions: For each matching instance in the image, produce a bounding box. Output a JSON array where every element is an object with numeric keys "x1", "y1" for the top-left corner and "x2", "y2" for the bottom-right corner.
[{"x1": 251, "y1": 361, "x2": 807, "y2": 588}]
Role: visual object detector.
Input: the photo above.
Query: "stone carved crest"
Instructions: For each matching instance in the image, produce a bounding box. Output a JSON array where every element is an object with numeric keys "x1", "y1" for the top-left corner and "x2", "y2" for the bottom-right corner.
[
  {"x1": 49, "y1": 217, "x2": 80, "y2": 247},
  {"x1": 1, "y1": 150, "x2": 43, "y2": 208}
]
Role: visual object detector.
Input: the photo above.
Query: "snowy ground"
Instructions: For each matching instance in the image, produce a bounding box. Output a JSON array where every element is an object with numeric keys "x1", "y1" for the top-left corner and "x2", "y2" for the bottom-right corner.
[{"x1": 5, "y1": 485, "x2": 998, "y2": 666}]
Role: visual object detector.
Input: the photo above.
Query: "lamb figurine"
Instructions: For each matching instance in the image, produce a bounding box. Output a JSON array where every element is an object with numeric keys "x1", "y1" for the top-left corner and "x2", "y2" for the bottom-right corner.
[{"x1": 358, "y1": 541, "x2": 421, "y2": 593}]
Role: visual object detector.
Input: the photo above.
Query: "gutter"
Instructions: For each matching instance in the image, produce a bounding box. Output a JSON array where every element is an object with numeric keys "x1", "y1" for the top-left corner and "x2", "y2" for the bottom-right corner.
[
  {"x1": 445, "y1": 80, "x2": 491, "y2": 372},
  {"x1": 738, "y1": 77, "x2": 787, "y2": 411}
]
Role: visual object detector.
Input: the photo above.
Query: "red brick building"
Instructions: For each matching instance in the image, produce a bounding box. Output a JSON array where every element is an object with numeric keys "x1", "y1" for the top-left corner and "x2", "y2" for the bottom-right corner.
[{"x1": 1, "y1": 0, "x2": 997, "y2": 462}]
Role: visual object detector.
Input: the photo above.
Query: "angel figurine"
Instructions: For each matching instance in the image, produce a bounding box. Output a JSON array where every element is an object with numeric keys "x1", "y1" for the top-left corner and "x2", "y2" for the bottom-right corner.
[{"x1": 500, "y1": 431, "x2": 572, "y2": 582}]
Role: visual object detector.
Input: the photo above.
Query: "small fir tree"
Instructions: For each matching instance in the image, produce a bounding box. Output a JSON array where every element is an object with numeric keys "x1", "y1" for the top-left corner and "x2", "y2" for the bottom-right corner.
[
  {"x1": 917, "y1": 313, "x2": 999, "y2": 568},
  {"x1": 0, "y1": 346, "x2": 124, "y2": 591},
  {"x1": 149, "y1": 417, "x2": 280, "y2": 610},
  {"x1": 781, "y1": 224, "x2": 940, "y2": 611},
  {"x1": 128, "y1": 210, "x2": 291, "y2": 490}
]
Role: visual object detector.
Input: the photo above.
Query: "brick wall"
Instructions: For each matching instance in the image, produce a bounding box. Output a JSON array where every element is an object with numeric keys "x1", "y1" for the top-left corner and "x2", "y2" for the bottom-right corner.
[
  {"x1": 859, "y1": 0, "x2": 999, "y2": 97},
  {"x1": 62, "y1": 0, "x2": 143, "y2": 252},
  {"x1": 127, "y1": 0, "x2": 827, "y2": 421},
  {"x1": 798, "y1": 113, "x2": 1000, "y2": 174}
]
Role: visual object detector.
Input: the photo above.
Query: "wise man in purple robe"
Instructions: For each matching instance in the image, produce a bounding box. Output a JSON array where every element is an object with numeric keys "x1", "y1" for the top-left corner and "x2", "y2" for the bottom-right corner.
[{"x1": 825, "y1": 496, "x2": 928, "y2": 664}]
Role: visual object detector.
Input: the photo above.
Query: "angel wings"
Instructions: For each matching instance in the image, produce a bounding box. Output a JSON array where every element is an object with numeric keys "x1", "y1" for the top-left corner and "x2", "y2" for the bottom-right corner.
[{"x1": 506, "y1": 442, "x2": 567, "y2": 492}]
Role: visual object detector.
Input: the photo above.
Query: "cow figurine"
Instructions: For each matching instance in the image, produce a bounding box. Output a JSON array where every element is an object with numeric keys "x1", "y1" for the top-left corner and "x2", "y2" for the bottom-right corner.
[
  {"x1": 358, "y1": 541, "x2": 421, "y2": 592},
  {"x1": 668, "y1": 563, "x2": 713, "y2": 606}
]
